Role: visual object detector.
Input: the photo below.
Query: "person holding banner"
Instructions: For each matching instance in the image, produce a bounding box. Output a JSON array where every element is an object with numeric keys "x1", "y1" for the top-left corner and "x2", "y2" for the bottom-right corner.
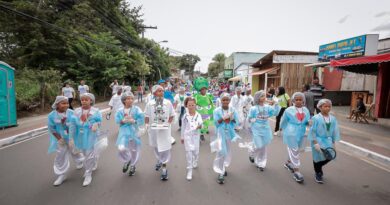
[
  {"x1": 144, "y1": 85, "x2": 175, "y2": 181},
  {"x1": 71, "y1": 93, "x2": 102, "y2": 187},
  {"x1": 308, "y1": 99, "x2": 340, "y2": 184},
  {"x1": 115, "y1": 92, "x2": 145, "y2": 176},
  {"x1": 280, "y1": 92, "x2": 310, "y2": 183},
  {"x1": 48, "y1": 96, "x2": 85, "y2": 186}
]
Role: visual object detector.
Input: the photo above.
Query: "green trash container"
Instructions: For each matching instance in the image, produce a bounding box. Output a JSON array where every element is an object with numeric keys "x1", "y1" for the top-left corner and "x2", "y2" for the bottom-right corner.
[{"x1": 0, "y1": 61, "x2": 17, "y2": 128}]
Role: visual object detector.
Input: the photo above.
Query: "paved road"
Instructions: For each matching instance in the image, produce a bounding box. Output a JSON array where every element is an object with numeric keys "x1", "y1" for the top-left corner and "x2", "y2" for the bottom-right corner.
[{"x1": 0, "y1": 103, "x2": 389, "y2": 205}]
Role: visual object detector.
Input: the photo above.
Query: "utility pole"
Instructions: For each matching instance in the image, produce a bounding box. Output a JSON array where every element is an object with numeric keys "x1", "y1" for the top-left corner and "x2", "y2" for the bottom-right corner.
[{"x1": 140, "y1": 26, "x2": 157, "y2": 38}]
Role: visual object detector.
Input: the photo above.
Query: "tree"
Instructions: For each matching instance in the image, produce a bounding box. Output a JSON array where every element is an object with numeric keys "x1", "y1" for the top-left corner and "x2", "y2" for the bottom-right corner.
[
  {"x1": 208, "y1": 53, "x2": 226, "y2": 78},
  {"x1": 178, "y1": 54, "x2": 201, "y2": 79}
]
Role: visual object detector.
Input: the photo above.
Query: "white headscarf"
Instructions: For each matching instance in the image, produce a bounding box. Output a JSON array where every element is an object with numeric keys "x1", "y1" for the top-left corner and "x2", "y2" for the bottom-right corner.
[
  {"x1": 152, "y1": 85, "x2": 163, "y2": 95},
  {"x1": 291, "y1": 92, "x2": 306, "y2": 105},
  {"x1": 253, "y1": 90, "x2": 266, "y2": 105},
  {"x1": 235, "y1": 87, "x2": 242, "y2": 92},
  {"x1": 220, "y1": 92, "x2": 231, "y2": 100},
  {"x1": 80, "y1": 93, "x2": 95, "y2": 105},
  {"x1": 317, "y1": 99, "x2": 332, "y2": 109},
  {"x1": 121, "y1": 92, "x2": 134, "y2": 103},
  {"x1": 51, "y1": 96, "x2": 68, "y2": 109}
]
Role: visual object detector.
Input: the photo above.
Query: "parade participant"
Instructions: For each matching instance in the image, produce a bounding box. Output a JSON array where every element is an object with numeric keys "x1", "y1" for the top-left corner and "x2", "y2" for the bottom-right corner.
[
  {"x1": 229, "y1": 87, "x2": 246, "y2": 131},
  {"x1": 144, "y1": 85, "x2": 175, "y2": 180},
  {"x1": 309, "y1": 99, "x2": 340, "y2": 184},
  {"x1": 48, "y1": 96, "x2": 84, "y2": 186},
  {"x1": 243, "y1": 89, "x2": 254, "y2": 120},
  {"x1": 194, "y1": 77, "x2": 214, "y2": 141},
  {"x1": 115, "y1": 92, "x2": 145, "y2": 176},
  {"x1": 107, "y1": 87, "x2": 123, "y2": 118},
  {"x1": 71, "y1": 93, "x2": 102, "y2": 186},
  {"x1": 181, "y1": 97, "x2": 203, "y2": 181},
  {"x1": 158, "y1": 79, "x2": 175, "y2": 104},
  {"x1": 174, "y1": 87, "x2": 187, "y2": 131},
  {"x1": 280, "y1": 92, "x2": 310, "y2": 183},
  {"x1": 212, "y1": 93, "x2": 240, "y2": 184},
  {"x1": 274, "y1": 86, "x2": 290, "y2": 136},
  {"x1": 247, "y1": 91, "x2": 280, "y2": 171}
]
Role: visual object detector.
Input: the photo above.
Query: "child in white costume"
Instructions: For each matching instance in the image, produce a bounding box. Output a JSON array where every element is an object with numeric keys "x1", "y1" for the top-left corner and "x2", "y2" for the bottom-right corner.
[
  {"x1": 280, "y1": 92, "x2": 310, "y2": 183},
  {"x1": 247, "y1": 90, "x2": 280, "y2": 171},
  {"x1": 229, "y1": 87, "x2": 246, "y2": 130},
  {"x1": 181, "y1": 97, "x2": 203, "y2": 181},
  {"x1": 115, "y1": 92, "x2": 145, "y2": 176},
  {"x1": 144, "y1": 85, "x2": 175, "y2": 181},
  {"x1": 212, "y1": 93, "x2": 241, "y2": 184},
  {"x1": 71, "y1": 93, "x2": 102, "y2": 186},
  {"x1": 309, "y1": 99, "x2": 340, "y2": 184},
  {"x1": 48, "y1": 96, "x2": 85, "y2": 186}
]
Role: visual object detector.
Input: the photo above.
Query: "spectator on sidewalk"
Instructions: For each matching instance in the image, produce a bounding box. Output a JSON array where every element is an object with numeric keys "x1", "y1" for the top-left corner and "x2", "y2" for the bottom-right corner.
[
  {"x1": 310, "y1": 77, "x2": 325, "y2": 114},
  {"x1": 267, "y1": 84, "x2": 276, "y2": 99},
  {"x1": 62, "y1": 82, "x2": 76, "y2": 110},
  {"x1": 274, "y1": 86, "x2": 290, "y2": 136},
  {"x1": 78, "y1": 80, "x2": 90, "y2": 97},
  {"x1": 137, "y1": 84, "x2": 144, "y2": 102},
  {"x1": 348, "y1": 97, "x2": 366, "y2": 120},
  {"x1": 303, "y1": 84, "x2": 315, "y2": 117},
  {"x1": 110, "y1": 79, "x2": 120, "y2": 95}
]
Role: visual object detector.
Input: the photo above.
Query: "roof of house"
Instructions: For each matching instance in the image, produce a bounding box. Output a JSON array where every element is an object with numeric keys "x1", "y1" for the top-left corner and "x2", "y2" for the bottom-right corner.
[{"x1": 252, "y1": 50, "x2": 318, "y2": 68}]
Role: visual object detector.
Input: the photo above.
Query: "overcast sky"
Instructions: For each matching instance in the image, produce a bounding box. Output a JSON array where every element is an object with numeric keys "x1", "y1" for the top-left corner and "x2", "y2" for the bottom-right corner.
[{"x1": 130, "y1": 0, "x2": 390, "y2": 72}]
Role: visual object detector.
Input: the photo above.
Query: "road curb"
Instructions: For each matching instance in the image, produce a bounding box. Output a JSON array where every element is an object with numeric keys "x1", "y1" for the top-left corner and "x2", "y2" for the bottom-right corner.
[
  {"x1": 339, "y1": 140, "x2": 390, "y2": 167},
  {"x1": 0, "y1": 108, "x2": 111, "y2": 149}
]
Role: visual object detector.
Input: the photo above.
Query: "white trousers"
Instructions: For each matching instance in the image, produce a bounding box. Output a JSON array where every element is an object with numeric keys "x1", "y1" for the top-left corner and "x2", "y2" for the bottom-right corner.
[
  {"x1": 213, "y1": 138, "x2": 232, "y2": 175},
  {"x1": 186, "y1": 150, "x2": 199, "y2": 169},
  {"x1": 287, "y1": 146, "x2": 300, "y2": 169},
  {"x1": 83, "y1": 149, "x2": 98, "y2": 177},
  {"x1": 254, "y1": 146, "x2": 267, "y2": 168},
  {"x1": 153, "y1": 147, "x2": 171, "y2": 164},
  {"x1": 118, "y1": 140, "x2": 141, "y2": 166},
  {"x1": 53, "y1": 144, "x2": 84, "y2": 176}
]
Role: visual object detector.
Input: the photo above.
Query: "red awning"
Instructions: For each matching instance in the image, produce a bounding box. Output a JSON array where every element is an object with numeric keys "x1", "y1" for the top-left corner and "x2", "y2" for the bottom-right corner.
[{"x1": 330, "y1": 53, "x2": 390, "y2": 67}]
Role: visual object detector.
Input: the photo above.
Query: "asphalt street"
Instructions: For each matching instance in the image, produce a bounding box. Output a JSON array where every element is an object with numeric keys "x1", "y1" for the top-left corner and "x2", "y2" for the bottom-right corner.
[{"x1": 0, "y1": 102, "x2": 389, "y2": 205}]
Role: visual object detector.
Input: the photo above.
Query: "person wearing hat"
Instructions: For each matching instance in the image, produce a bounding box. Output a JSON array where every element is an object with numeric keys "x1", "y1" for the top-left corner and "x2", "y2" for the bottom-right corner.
[
  {"x1": 144, "y1": 85, "x2": 175, "y2": 181},
  {"x1": 158, "y1": 79, "x2": 175, "y2": 104},
  {"x1": 174, "y1": 87, "x2": 187, "y2": 131},
  {"x1": 48, "y1": 96, "x2": 85, "y2": 186},
  {"x1": 71, "y1": 93, "x2": 102, "y2": 186},
  {"x1": 115, "y1": 92, "x2": 145, "y2": 176},
  {"x1": 193, "y1": 77, "x2": 214, "y2": 141}
]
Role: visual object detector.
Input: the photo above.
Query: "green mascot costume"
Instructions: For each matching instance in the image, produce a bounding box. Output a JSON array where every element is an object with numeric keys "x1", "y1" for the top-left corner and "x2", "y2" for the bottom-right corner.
[{"x1": 194, "y1": 77, "x2": 214, "y2": 139}]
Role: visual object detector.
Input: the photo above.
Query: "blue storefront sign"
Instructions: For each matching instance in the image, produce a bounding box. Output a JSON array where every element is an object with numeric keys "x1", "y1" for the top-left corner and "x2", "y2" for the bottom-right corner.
[{"x1": 319, "y1": 35, "x2": 367, "y2": 62}]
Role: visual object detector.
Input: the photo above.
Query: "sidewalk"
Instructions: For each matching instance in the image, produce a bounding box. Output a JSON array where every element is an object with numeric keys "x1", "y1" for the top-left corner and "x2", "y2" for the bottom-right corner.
[
  {"x1": 331, "y1": 106, "x2": 390, "y2": 157},
  {"x1": 0, "y1": 101, "x2": 110, "y2": 140}
]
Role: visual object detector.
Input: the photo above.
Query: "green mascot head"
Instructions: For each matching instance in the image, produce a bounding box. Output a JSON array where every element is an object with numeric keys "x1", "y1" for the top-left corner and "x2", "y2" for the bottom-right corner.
[{"x1": 194, "y1": 77, "x2": 209, "y2": 92}]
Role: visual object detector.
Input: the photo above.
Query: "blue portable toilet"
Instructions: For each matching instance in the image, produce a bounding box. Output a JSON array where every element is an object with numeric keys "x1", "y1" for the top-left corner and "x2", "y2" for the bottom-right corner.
[{"x1": 0, "y1": 61, "x2": 17, "y2": 128}]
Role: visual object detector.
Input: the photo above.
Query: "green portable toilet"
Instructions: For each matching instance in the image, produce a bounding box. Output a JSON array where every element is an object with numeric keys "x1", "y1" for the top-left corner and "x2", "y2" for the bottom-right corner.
[{"x1": 0, "y1": 61, "x2": 17, "y2": 128}]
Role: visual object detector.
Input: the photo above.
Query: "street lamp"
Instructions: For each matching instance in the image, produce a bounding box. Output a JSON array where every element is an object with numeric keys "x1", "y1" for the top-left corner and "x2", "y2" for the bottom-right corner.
[{"x1": 144, "y1": 40, "x2": 168, "y2": 79}]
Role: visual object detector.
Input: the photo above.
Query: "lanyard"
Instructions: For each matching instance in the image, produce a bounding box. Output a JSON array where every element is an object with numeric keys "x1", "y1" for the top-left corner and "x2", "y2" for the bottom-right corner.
[
  {"x1": 80, "y1": 108, "x2": 91, "y2": 125},
  {"x1": 320, "y1": 113, "x2": 332, "y2": 134}
]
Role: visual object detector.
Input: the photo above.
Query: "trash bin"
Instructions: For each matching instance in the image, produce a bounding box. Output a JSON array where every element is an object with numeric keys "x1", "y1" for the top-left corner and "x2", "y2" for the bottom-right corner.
[{"x1": 0, "y1": 61, "x2": 17, "y2": 128}]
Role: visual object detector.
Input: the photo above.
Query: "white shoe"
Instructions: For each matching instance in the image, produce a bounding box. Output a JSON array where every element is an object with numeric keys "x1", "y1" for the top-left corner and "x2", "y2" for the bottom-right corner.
[
  {"x1": 76, "y1": 162, "x2": 83, "y2": 170},
  {"x1": 273, "y1": 132, "x2": 278, "y2": 136},
  {"x1": 92, "y1": 161, "x2": 98, "y2": 171},
  {"x1": 83, "y1": 175, "x2": 92, "y2": 186},
  {"x1": 53, "y1": 175, "x2": 66, "y2": 186},
  {"x1": 193, "y1": 161, "x2": 198, "y2": 169},
  {"x1": 186, "y1": 169, "x2": 192, "y2": 181}
]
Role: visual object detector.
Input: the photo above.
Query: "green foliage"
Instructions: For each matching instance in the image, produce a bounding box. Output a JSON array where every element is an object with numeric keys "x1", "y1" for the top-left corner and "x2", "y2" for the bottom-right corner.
[{"x1": 208, "y1": 53, "x2": 226, "y2": 78}]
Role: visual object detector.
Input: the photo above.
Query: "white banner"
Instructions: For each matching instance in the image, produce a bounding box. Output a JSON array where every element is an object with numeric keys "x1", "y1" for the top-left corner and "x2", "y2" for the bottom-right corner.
[{"x1": 273, "y1": 55, "x2": 318, "y2": 63}]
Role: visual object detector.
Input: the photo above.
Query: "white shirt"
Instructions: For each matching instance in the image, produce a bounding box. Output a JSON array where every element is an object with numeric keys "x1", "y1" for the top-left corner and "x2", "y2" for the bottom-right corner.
[
  {"x1": 62, "y1": 87, "x2": 75, "y2": 98},
  {"x1": 108, "y1": 94, "x2": 124, "y2": 112},
  {"x1": 78, "y1": 85, "x2": 89, "y2": 95},
  {"x1": 174, "y1": 94, "x2": 186, "y2": 109},
  {"x1": 144, "y1": 98, "x2": 175, "y2": 152},
  {"x1": 181, "y1": 111, "x2": 203, "y2": 151}
]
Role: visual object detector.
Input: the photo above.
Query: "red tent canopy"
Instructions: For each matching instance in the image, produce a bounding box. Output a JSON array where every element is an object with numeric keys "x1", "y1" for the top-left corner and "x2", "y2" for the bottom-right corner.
[{"x1": 330, "y1": 53, "x2": 390, "y2": 67}]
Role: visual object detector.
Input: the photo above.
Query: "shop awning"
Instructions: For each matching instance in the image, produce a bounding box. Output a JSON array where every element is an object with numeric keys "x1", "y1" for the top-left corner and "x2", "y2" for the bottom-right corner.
[
  {"x1": 330, "y1": 53, "x2": 390, "y2": 67},
  {"x1": 303, "y1": 62, "x2": 330, "y2": 67},
  {"x1": 228, "y1": 76, "x2": 242, "y2": 81},
  {"x1": 251, "y1": 67, "x2": 279, "y2": 76}
]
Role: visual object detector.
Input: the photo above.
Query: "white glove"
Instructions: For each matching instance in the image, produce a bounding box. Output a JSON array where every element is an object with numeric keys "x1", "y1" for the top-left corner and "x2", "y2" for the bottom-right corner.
[
  {"x1": 129, "y1": 119, "x2": 135, "y2": 124},
  {"x1": 58, "y1": 138, "x2": 66, "y2": 146},
  {"x1": 250, "y1": 118, "x2": 256, "y2": 123},
  {"x1": 68, "y1": 138, "x2": 75, "y2": 149},
  {"x1": 229, "y1": 113, "x2": 234, "y2": 120},
  {"x1": 91, "y1": 123, "x2": 99, "y2": 132},
  {"x1": 223, "y1": 114, "x2": 230, "y2": 120},
  {"x1": 314, "y1": 143, "x2": 321, "y2": 152}
]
